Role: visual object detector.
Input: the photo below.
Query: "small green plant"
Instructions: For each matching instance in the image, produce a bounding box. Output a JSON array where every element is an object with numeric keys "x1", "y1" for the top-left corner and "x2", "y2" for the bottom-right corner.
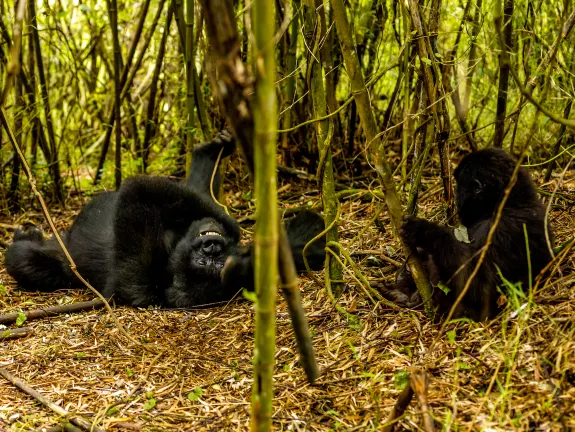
[
  {"x1": 394, "y1": 370, "x2": 410, "y2": 390},
  {"x1": 15, "y1": 311, "x2": 27, "y2": 327},
  {"x1": 143, "y1": 392, "x2": 156, "y2": 410},
  {"x1": 187, "y1": 387, "x2": 203, "y2": 402}
]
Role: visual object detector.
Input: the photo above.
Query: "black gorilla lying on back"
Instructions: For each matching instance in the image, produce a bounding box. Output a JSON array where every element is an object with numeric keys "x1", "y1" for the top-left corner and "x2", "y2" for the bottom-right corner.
[
  {"x1": 386, "y1": 148, "x2": 554, "y2": 321},
  {"x1": 5, "y1": 131, "x2": 326, "y2": 307}
]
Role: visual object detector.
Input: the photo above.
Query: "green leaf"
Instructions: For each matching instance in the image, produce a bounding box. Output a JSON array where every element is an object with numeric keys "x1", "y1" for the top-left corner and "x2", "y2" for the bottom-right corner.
[
  {"x1": 394, "y1": 370, "x2": 410, "y2": 390},
  {"x1": 187, "y1": 387, "x2": 203, "y2": 402},
  {"x1": 242, "y1": 289, "x2": 257, "y2": 303},
  {"x1": 2, "y1": 330, "x2": 11, "y2": 338},
  {"x1": 76, "y1": 352, "x2": 86, "y2": 359},
  {"x1": 437, "y1": 282, "x2": 451, "y2": 294},
  {"x1": 0, "y1": 285, "x2": 7, "y2": 296},
  {"x1": 454, "y1": 225, "x2": 470, "y2": 243},
  {"x1": 421, "y1": 57, "x2": 432, "y2": 65},
  {"x1": 16, "y1": 311, "x2": 27, "y2": 327},
  {"x1": 126, "y1": 367, "x2": 134, "y2": 378},
  {"x1": 447, "y1": 330, "x2": 456, "y2": 344},
  {"x1": 106, "y1": 406, "x2": 119, "y2": 416},
  {"x1": 143, "y1": 398, "x2": 156, "y2": 411}
]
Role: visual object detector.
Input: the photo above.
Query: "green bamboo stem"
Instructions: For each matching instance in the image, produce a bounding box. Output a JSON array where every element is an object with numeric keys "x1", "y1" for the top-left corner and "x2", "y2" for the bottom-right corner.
[
  {"x1": 106, "y1": 0, "x2": 123, "y2": 188},
  {"x1": 280, "y1": 0, "x2": 299, "y2": 161},
  {"x1": 303, "y1": 0, "x2": 343, "y2": 295},
  {"x1": 29, "y1": 0, "x2": 64, "y2": 202},
  {"x1": 185, "y1": 0, "x2": 195, "y2": 177},
  {"x1": 329, "y1": 0, "x2": 433, "y2": 314},
  {"x1": 251, "y1": 0, "x2": 278, "y2": 429}
]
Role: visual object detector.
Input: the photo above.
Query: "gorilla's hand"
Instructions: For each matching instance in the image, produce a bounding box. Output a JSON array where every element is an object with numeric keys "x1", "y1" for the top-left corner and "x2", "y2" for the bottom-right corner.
[
  {"x1": 221, "y1": 245, "x2": 254, "y2": 292},
  {"x1": 211, "y1": 129, "x2": 236, "y2": 158},
  {"x1": 400, "y1": 215, "x2": 439, "y2": 252}
]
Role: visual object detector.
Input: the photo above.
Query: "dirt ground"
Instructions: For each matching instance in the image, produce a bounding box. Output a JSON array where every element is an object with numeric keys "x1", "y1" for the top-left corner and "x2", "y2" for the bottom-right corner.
[{"x1": 0, "y1": 173, "x2": 573, "y2": 431}]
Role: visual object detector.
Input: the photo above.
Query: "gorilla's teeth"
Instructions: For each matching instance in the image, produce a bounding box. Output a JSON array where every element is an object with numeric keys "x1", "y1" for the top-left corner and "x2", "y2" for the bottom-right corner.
[{"x1": 201, "y1": 231, "x2": 222, "y2": 237}]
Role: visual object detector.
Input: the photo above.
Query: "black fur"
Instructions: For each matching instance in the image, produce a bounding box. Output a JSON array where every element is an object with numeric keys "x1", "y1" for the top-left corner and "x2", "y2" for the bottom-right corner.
[
  {"x1": 388, "y1": 148, "x2": 554, "y2": 321},
  {"x1": 5, "y1": 131, "x2": 326, "y2": 308},
  {"x1": 221, "y1": 210, "x2": 327, "y2": 290}
]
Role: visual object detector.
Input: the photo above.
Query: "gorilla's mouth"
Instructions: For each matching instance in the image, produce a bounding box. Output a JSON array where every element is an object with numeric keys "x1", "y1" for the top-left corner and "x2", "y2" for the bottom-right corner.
[{"x1": 200, "y1": 230, "x2": 222, "y2": 237}]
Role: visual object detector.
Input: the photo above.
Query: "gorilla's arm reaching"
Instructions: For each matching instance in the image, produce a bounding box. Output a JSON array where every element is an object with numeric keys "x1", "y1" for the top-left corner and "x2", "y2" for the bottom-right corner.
[{"x1": 220, "y1": 210, "x2": 327, "y2": 292}]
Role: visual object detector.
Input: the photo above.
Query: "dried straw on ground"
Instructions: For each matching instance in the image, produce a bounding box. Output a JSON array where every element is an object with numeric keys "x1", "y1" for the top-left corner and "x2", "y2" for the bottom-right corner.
[{"x1": 0, "y1": 179, "x2": 573, "y2": 431}]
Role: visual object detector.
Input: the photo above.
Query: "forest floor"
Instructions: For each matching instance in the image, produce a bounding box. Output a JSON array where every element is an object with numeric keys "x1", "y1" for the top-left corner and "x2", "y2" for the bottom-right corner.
[{"x1": 0, "y1": 168, "x2": 573, "y2": 431}]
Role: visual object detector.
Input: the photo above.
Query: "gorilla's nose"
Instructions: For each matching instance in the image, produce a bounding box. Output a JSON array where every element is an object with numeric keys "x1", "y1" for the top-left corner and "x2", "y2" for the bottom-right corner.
[{"x1": 201, "y1": 237, "x2": 223, "y2": 255}]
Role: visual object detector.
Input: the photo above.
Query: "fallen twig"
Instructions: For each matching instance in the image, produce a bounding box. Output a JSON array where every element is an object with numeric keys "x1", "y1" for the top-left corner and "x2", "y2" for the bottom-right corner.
[
  {"x1": 383, "y1": 379, "x2": 415, "y2": 432},
  {"x1": 0, "y1": 367, "x2": 104, "y2": 432},
  {"x1": 0, "y1": 326, "x2": 34, "y2": 340},
  {"x1": 0, "y1": 300, "x2": 105, "y2": 325},
  {"x1": 410, "y1": 369, "x2": 435, "y2": 432}
]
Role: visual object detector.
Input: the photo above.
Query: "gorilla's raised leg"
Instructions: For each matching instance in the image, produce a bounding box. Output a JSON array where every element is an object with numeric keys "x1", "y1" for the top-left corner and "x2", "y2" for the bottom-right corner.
[{"x1": 186, "y1": 130, "x2": 235, "y2": 197}]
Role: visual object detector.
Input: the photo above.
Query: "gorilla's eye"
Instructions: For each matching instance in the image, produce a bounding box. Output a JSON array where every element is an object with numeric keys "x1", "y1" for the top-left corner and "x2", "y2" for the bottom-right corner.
[{"x1": 198, "y1": 259, "x2": 207, "y2": 266}]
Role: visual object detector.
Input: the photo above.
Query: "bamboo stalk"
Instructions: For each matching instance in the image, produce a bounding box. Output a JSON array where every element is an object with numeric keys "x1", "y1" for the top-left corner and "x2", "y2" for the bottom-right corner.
[
  {"x1": 94, "y1": 0, "x2": 164, "y2": 184},
  {"x1": 383, "y1": 380, "x2": 415, "y2": 432},
  {"x1": 199, "y1": 0, "x2": 318, "y2": 385},
  {"x1": 185, "y1": 0, "x2": 196, "y2": 177},
  {"x1": 303, "y1": 0, "x2": 343, "y2": 295},
  {"x1": 0, "y1": 0, "x2": 25, "y2": 105},
  {"x1": 0, "y1": 300, "x2": 105, "y2": 325},
  {"x1": 106, "y1": 0, "x2": 123, "y2": 188},
  {"x1": 251, "y1": 0, "x2": 278, "y2": 429},
  {"x1": 28, "y1": 0, "x2": 64, "y2": 203},
  {"x1": 8, "y1": 43, "x2": 23, "y2": 209},
  {"x1": 280, "y1": 0, "x2": 299, "y2": 164},
  {"x1": 329, "y1": 0, "x2": 433, "y2": 314},
  {"x1": 493, "y1": 0, "x2": 514, "y2": 148},
  {"x1": 142, "y1": 3, "x2": 173, "y2": 170},
  {"x1": 0, "y1": 327, "x2": 34, "y2": 340}
]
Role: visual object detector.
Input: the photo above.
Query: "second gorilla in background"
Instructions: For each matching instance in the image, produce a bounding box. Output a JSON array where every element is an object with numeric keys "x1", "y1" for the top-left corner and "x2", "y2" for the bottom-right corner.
[
  {"x1": 389, "y1": 148, "x2": 554, "y2": 321},
  {"x1": 5, "y1": 131, "x2": 326, "y2": 307}
]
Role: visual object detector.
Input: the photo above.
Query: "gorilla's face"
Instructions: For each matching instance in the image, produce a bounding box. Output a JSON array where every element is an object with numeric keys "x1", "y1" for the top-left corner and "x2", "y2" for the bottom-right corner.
[
  {"x1": 187, "y1": 219, "x2": 233, "y2": 276},
  {"x1": 454, "y1": 148, "x2": 514, "y2": 227},
  {"x1": 171, "y1": 218, "x2": 235, "y2": 279}
]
